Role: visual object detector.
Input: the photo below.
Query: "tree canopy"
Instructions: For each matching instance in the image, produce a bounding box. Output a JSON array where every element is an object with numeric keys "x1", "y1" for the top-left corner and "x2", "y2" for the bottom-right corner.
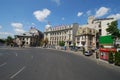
[
  {"x1": 6, "y1": 36, "x2": 13, "y2": 45},
  {"x1": 106, "y1": 21, "x2": 120, "y2": 39}
]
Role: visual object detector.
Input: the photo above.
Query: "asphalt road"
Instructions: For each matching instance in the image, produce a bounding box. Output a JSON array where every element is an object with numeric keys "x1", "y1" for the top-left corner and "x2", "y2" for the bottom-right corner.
[{"x1": 0, "y1": 47, "x2": 120, "y2": 80}]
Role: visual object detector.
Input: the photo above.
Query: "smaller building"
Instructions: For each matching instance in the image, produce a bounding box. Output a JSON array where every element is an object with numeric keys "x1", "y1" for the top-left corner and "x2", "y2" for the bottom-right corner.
[
  {"x1": 75, "y1": 27, "x2": 97, "y2": 51},
  {"x1": 15, "y1": 27, "x2": 43, "y2": 47},
  {"x1": 99, "y1": 48, "x2": 116, "y2": 61}
]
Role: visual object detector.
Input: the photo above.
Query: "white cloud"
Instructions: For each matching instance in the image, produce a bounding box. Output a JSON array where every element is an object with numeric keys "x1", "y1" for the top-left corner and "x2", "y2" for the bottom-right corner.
[
  {"x1": 11, "y1": 23, "x2": 23, "y2": 29},
  {"x1": 52, "y1": 0, "x2": 60, "y2": 6},
  {"x1": 33, "y1": 8, "x2": 51, "y2": 22},
  {"x1": 87, "y1": 10, "x2": 91, "y2": 16},
  {"x1": 11, "y1": 22, "x2": 25, "y2": 34},
  {"x1": 0, "y1": 32, "x2": 13, "y2": 35},
  {"x1": 108, "y1": 13, "x2": 120, "y2": 20},
  {"x1": 95, "y1": 7, "x2": 110, "y2": 18},
  {"x1": 77, "y1": 12, "x2": 83, "y2": 17},
  {"x1": 14, "y1": 29, "x2": 25, "y2": 34},
  {"x1": 0, "y1": 32, "x2": 14, "y2": 38}
]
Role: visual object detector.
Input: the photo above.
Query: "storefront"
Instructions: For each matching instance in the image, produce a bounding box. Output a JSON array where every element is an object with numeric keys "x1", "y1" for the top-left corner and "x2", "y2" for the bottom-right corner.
[{"x1": 99, "y1": 48, "x2": 116, "y2": 61}]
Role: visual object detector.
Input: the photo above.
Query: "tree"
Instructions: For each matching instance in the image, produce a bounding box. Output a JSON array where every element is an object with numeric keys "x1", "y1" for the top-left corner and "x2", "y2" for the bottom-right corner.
[
  {"x1": 106, "y1": 21, "x2": 120, "y2": 47},
  {"x1": 108, "y1": 52, "x2": 114, "y2": 63},
  {"x1": 39, "y1": 38, "x2": 44, "y2": 46},
  {"x1": 6, "y1": 36, "x2": 13, "y2": 46},
  {"x1": 59, "y1": 41, "x2": 65, "y2": 46},
  {"x1": 115, "y1": 52, "x2": 120, "y2": 66},
  {"x1": 0, "y1": 39, "x2": 6, "y2": 44},
  {"x1": 44, "y1": 37, "x2": 48, "y2": 47}
]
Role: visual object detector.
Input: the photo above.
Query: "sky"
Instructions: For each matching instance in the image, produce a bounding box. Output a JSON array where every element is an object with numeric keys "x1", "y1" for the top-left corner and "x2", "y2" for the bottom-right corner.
[{"x1": 0, "y1": 0, "x2": 120, "y2": 38}]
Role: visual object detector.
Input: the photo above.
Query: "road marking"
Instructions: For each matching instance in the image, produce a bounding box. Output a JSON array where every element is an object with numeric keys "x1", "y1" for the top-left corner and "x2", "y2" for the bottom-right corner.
[
  {"x1": 16, "y1": 53, "x2": 18, "y2": 56},
  {"x1": 0, "y1": 63, "x2": 7, "y2": 67},
  {"x1": 15, "y1": 52, "x2": 18, "y2": 56},
  {"x1": 10, "y1": 66, "x2": 26, "y2": 79}
]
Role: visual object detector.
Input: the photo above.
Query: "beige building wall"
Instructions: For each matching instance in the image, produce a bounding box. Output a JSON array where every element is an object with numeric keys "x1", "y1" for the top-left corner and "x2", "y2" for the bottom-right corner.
[
  {"x1": 75, "y1": 27, "x2": 97, "y2": 50},
  {"x1": 44, "y1": 23, "x2": 79, "y2": 46},
  {"x1": 75, "y1": 16, "x2": 115, "y2": 51}
]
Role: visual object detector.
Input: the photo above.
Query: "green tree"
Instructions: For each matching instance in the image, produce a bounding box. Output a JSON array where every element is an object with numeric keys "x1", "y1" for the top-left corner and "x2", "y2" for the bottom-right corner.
[
  {"x1": 106, "y1": 21, "x2": 120, "y2": 47},
  {"x1": 117, "y1": 52, "x2": 120, "y2": 66},
  {"x1": 0, "y1": 39, "x2": 6, "y2": 44},
  {"x1": 59, "y1": 41, "x2": 65, "y2": 46},
  {"x1": 6, "y1": 36, "x2": 13, "y2": 46},
  {"x1": 39, "y1": 38, "x2": 44, "y2": 46},
  {"x1": 108, "y1": 52, "x2": 114, "y2": 63},
  {"x1": 115, "y1": 52, "x2": 120, "y2": 66}
]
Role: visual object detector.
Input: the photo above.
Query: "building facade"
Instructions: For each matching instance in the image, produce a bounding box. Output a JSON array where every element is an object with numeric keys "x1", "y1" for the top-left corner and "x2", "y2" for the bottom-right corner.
[
  {"x1": 75, "y1": 16, "x2": 115, "y2": 51},
  {"x1": 44, "y1": 23, "x2": 79, "y2": 47},
  {"x1": 15, "y1": 27, "x2": 43, "y2": 47},
  {"x1": 87, "y1": 16, "x2": 115, "y2": 36},
  {"x1": 76, "y1": 27, "x2": 97, "y2": 50}
]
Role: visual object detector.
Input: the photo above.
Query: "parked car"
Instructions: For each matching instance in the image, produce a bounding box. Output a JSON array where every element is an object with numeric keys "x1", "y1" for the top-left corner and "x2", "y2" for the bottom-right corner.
[{"x1": 84, "y1": 51, "x2": 93, "y2": 56}]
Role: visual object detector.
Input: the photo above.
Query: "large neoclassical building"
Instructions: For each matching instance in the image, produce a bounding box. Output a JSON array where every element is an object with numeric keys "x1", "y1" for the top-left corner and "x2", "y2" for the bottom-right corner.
[
  {"x1": 44, "y1": 23, "x2": 79, "y2": 46},
  {"x1": 15, "y1": 27, "x2": 43, "y2": 47}
]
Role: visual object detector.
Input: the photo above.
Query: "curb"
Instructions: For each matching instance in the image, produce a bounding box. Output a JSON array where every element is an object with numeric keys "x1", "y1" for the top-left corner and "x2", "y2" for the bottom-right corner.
[{"x1": 43, "y1": 48, "x2": 120, "y2": 72}]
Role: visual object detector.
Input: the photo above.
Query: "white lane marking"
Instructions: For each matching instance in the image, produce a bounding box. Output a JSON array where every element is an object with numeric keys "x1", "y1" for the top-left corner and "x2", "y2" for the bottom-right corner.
[
  {"x1": 0, "y1": 63, "x2": 7, "y2": 67},
  {"x1": 14, "y1": 52, "x2": 18, "y2": 56},
  {"x1": 10, "y1": 66, "x2": 26, "y2": 79}
]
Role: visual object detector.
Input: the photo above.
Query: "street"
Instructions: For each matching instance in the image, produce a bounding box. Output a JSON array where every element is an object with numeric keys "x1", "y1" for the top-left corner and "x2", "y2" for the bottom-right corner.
[{"x1": 0, "y1": 47, "x2": 120, "y2": 80}]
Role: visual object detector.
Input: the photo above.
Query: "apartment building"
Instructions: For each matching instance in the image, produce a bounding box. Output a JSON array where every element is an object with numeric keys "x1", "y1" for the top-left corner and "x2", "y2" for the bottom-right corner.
[
  {"x1": 44, "y1": 23, "x2": 79, "y2": 46},
  {"x1": 76, "y1": 27, "x2": 97, "y2": 50},
  {"x1": 75, "y1": 16, "x2": 115, "y2": 50}
]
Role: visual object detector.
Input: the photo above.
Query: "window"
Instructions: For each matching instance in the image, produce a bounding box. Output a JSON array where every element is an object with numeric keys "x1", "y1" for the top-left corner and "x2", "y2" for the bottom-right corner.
[
  {"x1": 99, "y1": 29, "x2": 101, "y2": 35},
  {"x1": 77, "y1": 37, "x2": 80, "y2": 41}
]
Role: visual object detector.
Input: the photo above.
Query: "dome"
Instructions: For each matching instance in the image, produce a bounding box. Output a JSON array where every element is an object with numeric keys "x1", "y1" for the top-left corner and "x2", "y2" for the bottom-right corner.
[
  {"x1": 46, "y1": 24, "x2": 51, "y2": 29},
  {"x1": 45, "y1": 24, "x2": 51, "y2": 31}
]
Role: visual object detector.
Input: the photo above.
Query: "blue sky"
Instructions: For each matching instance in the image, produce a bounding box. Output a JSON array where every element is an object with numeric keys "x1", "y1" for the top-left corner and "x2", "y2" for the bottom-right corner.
[{"x1": 0, "y1": 0, "x2": 120, "y2": 38}]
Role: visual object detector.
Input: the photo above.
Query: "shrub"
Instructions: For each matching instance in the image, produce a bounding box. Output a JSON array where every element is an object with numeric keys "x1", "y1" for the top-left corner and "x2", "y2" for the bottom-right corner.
[
  {"x1": 117, "y1": 53, "x2": 120, "y2": 66},
  {"x1": 108, "y1": 52, "x2": 114, "y2": 63},
  {"x1": 115, "y1": 52, "x2": 120, "y2": 66},
  {"x1": 59, "y1": 41, "x2": 65, "y2": 46}
]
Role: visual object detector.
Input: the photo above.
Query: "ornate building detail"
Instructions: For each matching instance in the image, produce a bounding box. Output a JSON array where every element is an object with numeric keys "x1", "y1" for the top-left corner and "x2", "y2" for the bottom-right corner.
[{"x1": 15, "y1": 27, "x2": 43, "y2": 47}]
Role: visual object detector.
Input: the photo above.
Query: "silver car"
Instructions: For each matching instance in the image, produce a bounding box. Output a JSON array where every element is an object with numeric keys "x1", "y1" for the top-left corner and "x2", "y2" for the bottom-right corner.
[{"x1": 84, "y1": 51, "x2": 92, "y2": 56}]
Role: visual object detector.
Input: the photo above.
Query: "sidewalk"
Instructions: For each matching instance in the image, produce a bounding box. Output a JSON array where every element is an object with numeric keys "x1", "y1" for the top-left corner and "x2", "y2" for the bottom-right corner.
[
  {"x1": 68, "y1": 50, "x2": 120, "y2": 72},
  {"x1": 46, "y1": 47, "x2": 120, "y2": 72}
]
